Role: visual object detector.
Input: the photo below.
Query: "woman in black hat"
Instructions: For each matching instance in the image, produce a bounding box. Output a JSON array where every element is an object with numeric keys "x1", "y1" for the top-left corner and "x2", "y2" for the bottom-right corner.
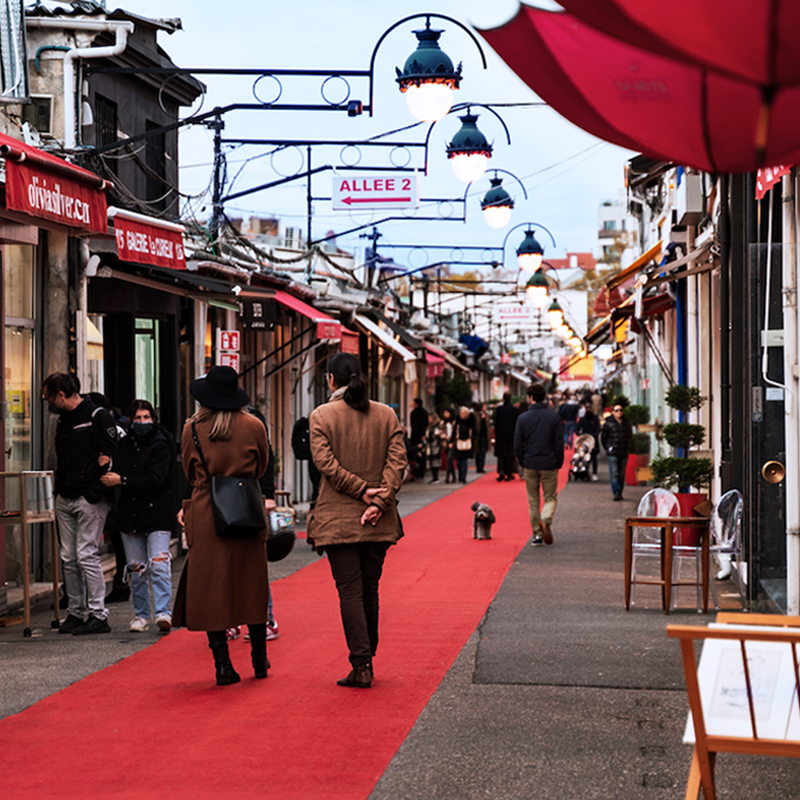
[{"x1": 173, "y1": 366, "x2": 271, "y2": 686}]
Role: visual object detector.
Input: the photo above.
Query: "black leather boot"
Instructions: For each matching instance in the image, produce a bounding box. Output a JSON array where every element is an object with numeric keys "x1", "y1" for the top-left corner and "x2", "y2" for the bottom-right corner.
[
  {"x1": 207, "y1": 630, "x2": 240, "y2": 686},
  {"x1": 337, "y1": 659, "x2": 372, "y2": 688},
  {"x1": 247, "y1": 623, "x2": 270, "y2": 679}
]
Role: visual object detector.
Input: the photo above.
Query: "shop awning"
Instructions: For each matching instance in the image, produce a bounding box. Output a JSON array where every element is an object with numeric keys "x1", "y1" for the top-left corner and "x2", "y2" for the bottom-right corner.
[
  {"x1": 109, "y1": 206, "x2": 186, "y2": 271},
  {"x1": 612, "y1": 293, "x2": 676, "y2": 319},
  {"x1": 340, "y1": 328, "x2": 360, "y2": 355},
  {"x1": 423, "y1": 343, "x2": 445, "y2": 379},
  {"x1": 585, "y1": 315, "x2": 612, "y2": 345},
  {"x1": 371, "y1": 310, "x2": 426, "y2": 356},
  {"x1": 274, "y1": 290, "x2": 341, "y2": 341},
  {"x1": 510, "y1": 370, "x2": 531, "y2": 385},
  {"x1": 646, "y1": 240, "x2": 715, "y2": 287},
  {"x1": 605, "y1": 241, "x2": 663, "y2": 291},
  {"x1": 353, "y1": 314, "x2": 415, "y2": 362},
  {"x1": 0, "y1": 132, "x2": 109, "y2": 235}
]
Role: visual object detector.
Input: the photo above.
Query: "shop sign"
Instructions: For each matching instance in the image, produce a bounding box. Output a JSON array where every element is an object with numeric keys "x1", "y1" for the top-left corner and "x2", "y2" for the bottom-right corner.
[
  {"x1": 218, "y1": 330, "x2": 240, "y2": 351},
  {"x1": 4, "y1": 159, "x2": 107, "y2": 233},
  {"x1": 239, "y1": 298, "x2": 276, "y2": 331},
  {"x1": 332, "y1": 173, "x2": 419, "y2": 210},
  {"x1": 218, "y1": 352, "x2": 239, "y2": 371},
  {"x1": 114, "y1": 215, "x2": 186, "y2": 270},
  {"x1": 495, "y1": 304, "x2": 535, "y2": 323}
]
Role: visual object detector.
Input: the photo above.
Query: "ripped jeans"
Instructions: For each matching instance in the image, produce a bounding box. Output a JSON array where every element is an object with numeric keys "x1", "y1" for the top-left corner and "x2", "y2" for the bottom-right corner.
[{"x1": 120, "y1": 530, "x2": 172, "y2": 620}]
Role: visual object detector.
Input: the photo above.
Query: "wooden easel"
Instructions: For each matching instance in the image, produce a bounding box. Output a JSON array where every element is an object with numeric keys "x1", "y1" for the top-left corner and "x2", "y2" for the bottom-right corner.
[
  {"x1": 667, "y1": 613, "x2": 800, "y2": 799},
  {"x1": 0, "y1": 471, "x2": 59, "y2": 636}
]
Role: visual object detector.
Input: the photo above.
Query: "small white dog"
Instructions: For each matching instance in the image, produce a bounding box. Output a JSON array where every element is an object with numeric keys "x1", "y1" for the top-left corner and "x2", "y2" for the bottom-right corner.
[{"x1": 471, "y1": 502, "x2": 496, "y2": 540}]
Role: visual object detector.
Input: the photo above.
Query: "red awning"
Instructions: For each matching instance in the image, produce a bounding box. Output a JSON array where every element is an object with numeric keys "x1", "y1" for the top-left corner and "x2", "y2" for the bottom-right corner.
[
  {"x1": 613, "y1": 293, "x2": 675, "y2": 319},
  {"x1": 274, "y1": 290, "x2": 341, "y2": 341},
  {"x1": 340, "y1": 327, "x2": 359, "y2": 355},
  {"x1": 109, "y1": 207, "x2": 186, "y2": 271},
  {"x1": 423, "y1": 342, "x2": 446, "y2": 378},
  {"x1": 0, "y1": 132, "x2": 109, "y2": 234},
  {"x1": 477, "y1": 7, "x2": 800, "y2": 173}
]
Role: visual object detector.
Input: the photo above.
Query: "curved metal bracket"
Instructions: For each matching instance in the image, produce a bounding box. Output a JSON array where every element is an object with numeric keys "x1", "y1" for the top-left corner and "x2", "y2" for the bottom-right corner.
[{"x1": 501, "y1": 221, "x2": 558, "y2": 255}]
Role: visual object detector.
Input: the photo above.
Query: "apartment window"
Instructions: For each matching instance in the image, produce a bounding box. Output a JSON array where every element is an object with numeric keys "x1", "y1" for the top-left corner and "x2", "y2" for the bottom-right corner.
[
  {"x1": 95, "y1": 93, "x2": 118, "y2": 175},
  {"x1": 145, "y1": 120, "x2": 167, "y2": 212},
  {"x1": 603, "y1": 220, "x2": 617, "y2": 231}
]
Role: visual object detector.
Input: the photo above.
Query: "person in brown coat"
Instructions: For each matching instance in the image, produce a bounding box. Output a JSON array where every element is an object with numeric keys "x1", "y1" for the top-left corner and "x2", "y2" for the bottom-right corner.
[
  {"x1": 173, "y1": 366, "x2": 270, "y2": 686},
  {"x1": 308, "y1": 352, "x2": 406, "y2": 688}
]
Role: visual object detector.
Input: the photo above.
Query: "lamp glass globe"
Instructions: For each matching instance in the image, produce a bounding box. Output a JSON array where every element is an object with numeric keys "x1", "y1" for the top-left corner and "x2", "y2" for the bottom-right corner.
[
  {"x1": 517, "y1": 251, "x2": 543, "y2": 272},
  {"x1": 483, "y1": 204, "x2": 512, "y2": 229},
  {"x1": 450, "y1": 152, "x2": 488, "y2": 183},
  {"x1": 547, "y1": 309, "x2": 563, "y2": 328},
  {"x1": 405, "y1": 83, "x2": 453, "y2": 122}
]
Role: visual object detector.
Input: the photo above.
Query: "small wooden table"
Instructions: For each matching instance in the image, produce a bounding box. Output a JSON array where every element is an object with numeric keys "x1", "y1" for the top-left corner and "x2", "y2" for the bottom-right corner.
[{"x1": 624, "y1": 515, "x2": 711, "y2": 614}]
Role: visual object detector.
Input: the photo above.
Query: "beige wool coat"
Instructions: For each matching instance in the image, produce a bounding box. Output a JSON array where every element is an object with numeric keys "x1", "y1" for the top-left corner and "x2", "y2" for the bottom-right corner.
[
  {"x1": 307, "y1": 394, "x2": 406, "y2": 549},
  {"x1": 173, "y1": 411, "x2": 270, "y2": 631}
]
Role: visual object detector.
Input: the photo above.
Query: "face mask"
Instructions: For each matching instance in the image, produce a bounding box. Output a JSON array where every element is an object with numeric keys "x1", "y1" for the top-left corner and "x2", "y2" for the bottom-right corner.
[{"x1": 132, "y1": 421, "x2": 155, "y2": 437}]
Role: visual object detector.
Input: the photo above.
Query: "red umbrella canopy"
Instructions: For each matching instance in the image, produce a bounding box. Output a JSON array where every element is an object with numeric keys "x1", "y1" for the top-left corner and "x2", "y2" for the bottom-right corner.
[
  {"x1": 559, "y1": 0, "x2": 800, "y2": 86},
  {"x1": 477, "y1": 6, "x2": 800, "y2": 173}
]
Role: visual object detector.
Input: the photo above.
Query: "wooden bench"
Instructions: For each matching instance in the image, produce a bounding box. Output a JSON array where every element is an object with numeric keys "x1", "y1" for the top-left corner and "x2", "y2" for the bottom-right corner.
[{"x1": 667, "y1": 612, "x2": 800, "y2": 799}]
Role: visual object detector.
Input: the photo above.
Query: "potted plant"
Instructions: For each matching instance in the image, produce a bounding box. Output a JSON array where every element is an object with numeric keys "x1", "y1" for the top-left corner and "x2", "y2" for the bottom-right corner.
[
  {"x1": 650, "y1": 385, "x2": 714, "y2": 543},
  {"x1": 624, "y1": 404, "x2": 651, "y2": 486}
]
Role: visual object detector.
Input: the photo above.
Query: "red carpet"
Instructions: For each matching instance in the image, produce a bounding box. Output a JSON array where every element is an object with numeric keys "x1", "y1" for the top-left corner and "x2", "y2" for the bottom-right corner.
[{"x1": 1, "y1": 464, "x2": 570, "y2": 799}]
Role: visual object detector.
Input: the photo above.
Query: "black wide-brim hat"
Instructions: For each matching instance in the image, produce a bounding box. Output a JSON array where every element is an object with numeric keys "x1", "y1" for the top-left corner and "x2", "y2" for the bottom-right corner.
[{"x1": 189, "y1": 365, "x2": 249, "y2": 410}]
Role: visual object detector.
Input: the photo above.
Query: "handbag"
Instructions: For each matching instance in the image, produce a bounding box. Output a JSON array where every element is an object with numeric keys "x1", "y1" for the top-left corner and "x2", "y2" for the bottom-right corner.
[
  {"x1": 456, "y1": 436, "x2": 472, "y2": 452},
  {"x1": 191, "y1": 421, "x2": 267, "y2": 539},
  {"x1": 267, "y1": 490, "x2": 296, "y2": 562}
]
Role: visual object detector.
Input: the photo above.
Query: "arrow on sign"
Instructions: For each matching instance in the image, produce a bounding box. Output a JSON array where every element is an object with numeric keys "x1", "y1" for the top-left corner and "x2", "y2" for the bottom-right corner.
[{"x1": 340, "y1": 196, "x2": 412, "y2": 205}]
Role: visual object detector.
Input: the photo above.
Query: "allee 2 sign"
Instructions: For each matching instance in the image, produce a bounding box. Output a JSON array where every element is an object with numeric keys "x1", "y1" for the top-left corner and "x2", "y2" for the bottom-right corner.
[{"x1": 332, "y1": 174, "x2": 419, "y2": 211}]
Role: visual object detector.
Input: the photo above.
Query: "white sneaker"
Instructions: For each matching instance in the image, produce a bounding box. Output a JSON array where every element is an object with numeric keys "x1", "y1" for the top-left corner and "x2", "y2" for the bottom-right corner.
[
  {"x1": 129, "y1": 617, "x2": 149, "y2": 633},
  {"x1": 155, "y1": 614, "x2": 172, "y2": 634},
  {"x1": 591, "y1": 474, "x2": 598, "y2": 481},
  {"x1": 266, "y1": 620, "x2": 280, "y2": 640}
]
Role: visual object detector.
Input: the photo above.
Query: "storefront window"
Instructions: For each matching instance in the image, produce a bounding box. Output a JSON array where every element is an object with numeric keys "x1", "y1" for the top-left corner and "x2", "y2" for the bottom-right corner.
[
  {"x1": 3, "y1": 244, "x2": 34, "y2": 319},
  {"x1": 87, "y1": 314, "x2": 105, "y2": 395},
  {"x1": 135, "y1": 317, "x2": 160, "y2": 408}
]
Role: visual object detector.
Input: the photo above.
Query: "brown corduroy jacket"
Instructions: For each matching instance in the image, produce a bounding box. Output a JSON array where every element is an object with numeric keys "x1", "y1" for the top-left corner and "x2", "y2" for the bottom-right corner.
[{"x1": 307, "y1": 394, "x2": 406, "y2": 550}]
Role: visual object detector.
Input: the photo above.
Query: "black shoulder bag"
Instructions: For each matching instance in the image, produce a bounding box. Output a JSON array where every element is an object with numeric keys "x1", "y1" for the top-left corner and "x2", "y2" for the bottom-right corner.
[{"x1": 191, "y1": 421, "x2": 267, "y2": 539}]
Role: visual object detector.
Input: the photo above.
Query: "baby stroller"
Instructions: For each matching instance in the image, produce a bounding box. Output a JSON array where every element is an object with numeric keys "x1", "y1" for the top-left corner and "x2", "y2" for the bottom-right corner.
[{"x1": 570, "y1": 434, "x2": 596, "y2": 481}]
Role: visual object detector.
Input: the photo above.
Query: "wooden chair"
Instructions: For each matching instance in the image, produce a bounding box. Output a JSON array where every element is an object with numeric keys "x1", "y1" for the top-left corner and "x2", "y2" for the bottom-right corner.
[{"x1": 667, "y1": 613, "x2": 800, "y2": 800}]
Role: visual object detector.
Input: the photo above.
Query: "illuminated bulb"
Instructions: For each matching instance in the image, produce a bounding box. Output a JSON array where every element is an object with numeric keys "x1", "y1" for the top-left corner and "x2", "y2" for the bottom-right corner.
[
  {"x1": 404, "y1": 82, "x2": 454, "y2": 122},
  {"x1": 450, "y1": 152, "x2": 489, "y2": 183}
]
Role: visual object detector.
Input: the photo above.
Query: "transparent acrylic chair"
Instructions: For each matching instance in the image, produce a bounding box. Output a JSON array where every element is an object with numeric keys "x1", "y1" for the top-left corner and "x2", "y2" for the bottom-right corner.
[
  {"x1": 628, "y1": 488, "x2": 680, "y2": 607},
  {"x1": 707, "y1": 488, "x2": 744, "y2": 609}
]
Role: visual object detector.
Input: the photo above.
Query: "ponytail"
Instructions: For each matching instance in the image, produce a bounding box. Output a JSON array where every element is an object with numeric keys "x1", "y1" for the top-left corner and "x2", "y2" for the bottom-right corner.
[{"x1": 328, "y1": 352, "x2": 369, "y2": 413}]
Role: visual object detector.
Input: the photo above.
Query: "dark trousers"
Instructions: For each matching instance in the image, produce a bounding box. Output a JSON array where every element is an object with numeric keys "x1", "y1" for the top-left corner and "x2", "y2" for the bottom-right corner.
[
  {"x1": 496, "y1": 439, "x2": 515, "y2": 478},
  {"x1": 326, "y1": 541, "x2": 390, "y2": 666}
]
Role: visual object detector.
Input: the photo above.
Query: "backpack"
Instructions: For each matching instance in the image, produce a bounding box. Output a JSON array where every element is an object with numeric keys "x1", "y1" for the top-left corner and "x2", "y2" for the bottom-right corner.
[{"x1": 291, "y1": 416, "x2": 312, "y2": 461}]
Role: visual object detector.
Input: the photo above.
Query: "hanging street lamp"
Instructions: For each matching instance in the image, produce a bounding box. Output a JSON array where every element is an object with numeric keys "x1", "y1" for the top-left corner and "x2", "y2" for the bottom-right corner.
[
  {"x1": 481, "y1": 174, "x2": 514, "y2": 229},
  {"x1": 396, "y1": 18, "x2": 462, "y2": 121},
  {"x1": 525, "y1": 269, "x2": 550, "y2": 309},
  {"x1": 547, "y1": 298, "x2": 564, "y2": 329},
  {"x1": 516, "y1": 227, "x2": 545, "y2": 272},
  {"x1": 446, "y1": 111, "x2": 493, "y2": 183}
]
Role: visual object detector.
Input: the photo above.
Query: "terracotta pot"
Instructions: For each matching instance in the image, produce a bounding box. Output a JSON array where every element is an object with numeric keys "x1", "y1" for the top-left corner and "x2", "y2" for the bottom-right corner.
[
  {"x1": 674, "y1": 492, "x2": 707, "y2": 546},
  {"x1": 625, "y1": 453, "x2": 650, "y2": 486}
]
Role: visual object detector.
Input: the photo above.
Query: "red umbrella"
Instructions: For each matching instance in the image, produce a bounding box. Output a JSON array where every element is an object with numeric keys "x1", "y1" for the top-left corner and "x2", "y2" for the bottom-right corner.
[{"x1": 477, "y1": 6, "x2": 800, "y2": 173}]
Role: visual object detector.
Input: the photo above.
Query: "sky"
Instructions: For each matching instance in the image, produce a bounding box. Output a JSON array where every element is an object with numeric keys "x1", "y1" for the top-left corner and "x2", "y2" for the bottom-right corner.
[{"x1": 72, "y1": 0, "x2": 635, "y2": 269}]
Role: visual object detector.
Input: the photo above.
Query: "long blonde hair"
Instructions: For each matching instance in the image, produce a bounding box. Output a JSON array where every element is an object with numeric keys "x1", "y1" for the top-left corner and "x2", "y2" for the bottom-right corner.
[{"x1": 192, "y1": 405, "x2": 247, "y2": 441}]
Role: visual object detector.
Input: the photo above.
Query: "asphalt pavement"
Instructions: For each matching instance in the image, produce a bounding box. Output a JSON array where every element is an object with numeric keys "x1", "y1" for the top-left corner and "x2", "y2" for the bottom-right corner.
[{"x1": 3, "y1": 454, "x2": 799, "y2": 799}]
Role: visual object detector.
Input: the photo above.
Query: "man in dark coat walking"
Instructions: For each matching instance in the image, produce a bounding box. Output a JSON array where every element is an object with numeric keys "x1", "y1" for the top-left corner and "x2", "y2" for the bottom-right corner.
[
  {"x1": 600, "y1": 402, "x2": 633, "y2": 501},
  {"x1": 493, "y1": 392, "x2": 520, "y2": 481},
  {"x1": 514, "y1": 383, "x2": 564, "y2": 546},
  {"x1": 409, "y1": 398, "x2": 429, "y2": 480}
]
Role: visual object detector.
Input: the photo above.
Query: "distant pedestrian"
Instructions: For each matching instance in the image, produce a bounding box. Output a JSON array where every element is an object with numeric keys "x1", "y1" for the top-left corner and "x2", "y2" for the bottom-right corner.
[
  {"x1": 493, "y1": 393, "x2": 519, "y2": 482},
  {"x1": 43, "y1": 372, "x2": 119, "y2": 636},
  {"x1": 576, "y1": 400, "x2": 601, "y2": 480},
  {"x1": 99, "y1": 399, "x2": 174, "y2": 634},
  {"x1": 452, "y1": 406, "x2": 476, "y2": 483},
  {"x1": 600, "y1": 402, "x2": 633, "y2": 501},
  {"x1": 441, "y1": 408, "x2": 457, "y2": 484},
  {"x1": 514, "y1": 383, "x2": 564, "y2": 546},
  {"x1": 474, "y1": 402, "x2": 489, "y2": 473},
  {"x1": 410, "y1": 398, "x2": 428, "y2": 480},
  {"x1": 559, "y1": 390, "x2": 580, "y2": 448},
  {"x1": 426, "y1": 412, "x2": 443, "y2": 484},
  {"x1": 308, "y1": 353, "x2": 406, "y2": 688}
]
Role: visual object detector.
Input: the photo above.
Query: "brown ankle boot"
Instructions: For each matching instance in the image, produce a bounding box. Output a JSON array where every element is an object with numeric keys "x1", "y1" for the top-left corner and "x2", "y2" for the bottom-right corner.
[{"x1": 337, "y1": 660, "x2": 372, "y2": 688}]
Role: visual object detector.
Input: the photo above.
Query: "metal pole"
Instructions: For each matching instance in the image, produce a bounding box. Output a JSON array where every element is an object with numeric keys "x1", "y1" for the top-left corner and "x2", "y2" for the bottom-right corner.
[
  {"x1": 208, "y1": 113, "x2": 225, "y2": 253},
  {"x1": 782, "y1": 171, "x2": 800, "y2": 614},
  {"x1": 306, "y1": 146, "x2": 313, "y2": 249}
]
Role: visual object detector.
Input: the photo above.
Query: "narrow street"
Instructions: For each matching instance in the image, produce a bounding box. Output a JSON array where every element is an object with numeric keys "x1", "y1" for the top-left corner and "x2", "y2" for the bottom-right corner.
[{"x1": 2, "y1": 456, "x2": 795, "y2": 798}]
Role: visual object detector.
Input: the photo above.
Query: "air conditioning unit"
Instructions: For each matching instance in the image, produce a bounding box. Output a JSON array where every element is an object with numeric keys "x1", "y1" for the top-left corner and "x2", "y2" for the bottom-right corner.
[{"x1": 675, "y1": 173, "x2": 703, "y2": 226}]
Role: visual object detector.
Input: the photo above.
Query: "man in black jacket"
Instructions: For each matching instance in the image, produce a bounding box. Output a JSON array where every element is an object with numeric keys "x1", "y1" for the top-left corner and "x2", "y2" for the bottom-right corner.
[
  {"x1": 493, "y1": 393, "x2": 520, "y2": 481},
  {"x1": 43, "y1": 373, "x2": 119, "y2": 635},
  {"x1": 514, "y1": 383, "x2": 564, "y2": 546},
  {"x1": 600, "y1": 402, "x2": 633, "y2": 501},
  {"x1": 409, "y1": 398, "x2": 429, "y2": 480}
]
